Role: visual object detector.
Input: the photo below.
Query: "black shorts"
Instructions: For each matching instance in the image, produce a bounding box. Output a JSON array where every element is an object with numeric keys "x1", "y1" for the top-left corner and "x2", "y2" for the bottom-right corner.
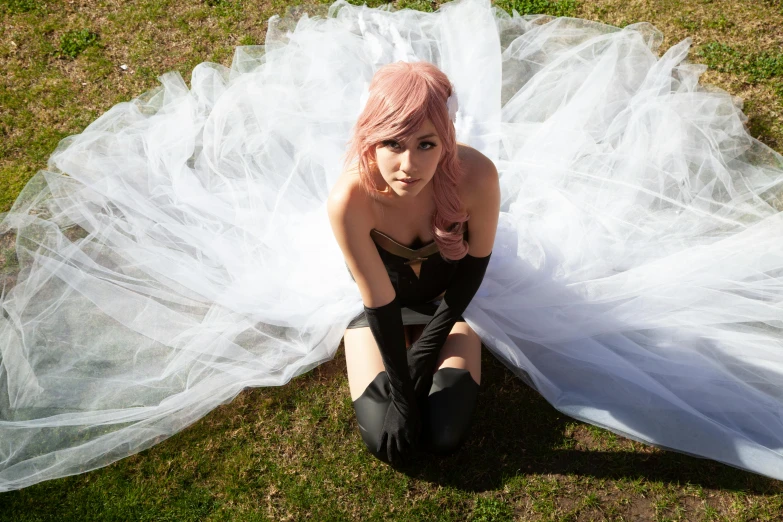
[{"x1": 346, "y1": 300, "x2": 466, "y2": 329}]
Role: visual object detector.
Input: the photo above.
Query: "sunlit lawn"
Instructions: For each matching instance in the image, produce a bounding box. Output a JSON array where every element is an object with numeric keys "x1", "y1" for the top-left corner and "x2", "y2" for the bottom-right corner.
[{"x1": 1, "y1": 0, "x2": 783, "y2": 519}]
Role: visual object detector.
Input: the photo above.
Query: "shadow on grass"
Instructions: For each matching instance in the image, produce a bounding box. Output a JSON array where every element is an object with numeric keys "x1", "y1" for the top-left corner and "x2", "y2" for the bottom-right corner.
[{"x1": 394, "y1": 349, "x2": 783, "y2": 495}]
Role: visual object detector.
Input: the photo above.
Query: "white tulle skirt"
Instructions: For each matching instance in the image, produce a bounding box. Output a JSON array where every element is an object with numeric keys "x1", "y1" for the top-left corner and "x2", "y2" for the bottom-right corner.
[{"x1": 2, "y1": 0, "x2": 783, "y2": 491}]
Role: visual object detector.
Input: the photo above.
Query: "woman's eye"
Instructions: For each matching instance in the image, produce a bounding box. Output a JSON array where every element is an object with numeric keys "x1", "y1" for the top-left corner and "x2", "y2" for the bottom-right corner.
[
  {"x1": 420, "y1": 142, "x2": 436, "y2": 150},
  {"x1": 383, "y1": 140, "x2": 400, "y2": 149}
]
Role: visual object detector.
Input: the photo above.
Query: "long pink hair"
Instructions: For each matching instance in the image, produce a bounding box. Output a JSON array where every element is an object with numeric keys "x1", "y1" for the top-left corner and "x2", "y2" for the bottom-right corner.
[{"x1": 342, "y1": 61, "x2": 469, "y2": 261}]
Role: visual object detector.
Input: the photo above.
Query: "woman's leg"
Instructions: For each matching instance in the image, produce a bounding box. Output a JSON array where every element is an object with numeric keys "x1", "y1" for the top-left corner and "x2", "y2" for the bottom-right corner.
[
  {"x1": 344, "y1": 326, "x2": 387, "y2": 460},
  {"x1": 409, "y1": 322, "x2": 482, "y2": 455},
  {"x1": 344, "y1": 325, "x2": 417, "y2": 402},
  {"x1": 343, "y1": 325, "x2": 419, "y2": 461},
  {"x1": 344, "y1": 323, "x2": 480, "y2": 459},
  {"x1": 422, "y1": 322, "x2": 481, "y2": 385}
]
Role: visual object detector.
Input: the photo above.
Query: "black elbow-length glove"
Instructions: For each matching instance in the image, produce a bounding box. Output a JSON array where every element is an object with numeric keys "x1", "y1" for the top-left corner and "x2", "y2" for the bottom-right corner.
[
  {"x1": 407, "y1": 252, "x2": 491, "y2": 400},
  {"x1": 363, "y1": 296, "x2": 421, "y2": 464}
]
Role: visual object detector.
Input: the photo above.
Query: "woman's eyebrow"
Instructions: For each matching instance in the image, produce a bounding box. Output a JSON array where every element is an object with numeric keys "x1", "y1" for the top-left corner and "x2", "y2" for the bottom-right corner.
[{"x1": 416, "y1": 133, "x2": 437, "y2": 140}]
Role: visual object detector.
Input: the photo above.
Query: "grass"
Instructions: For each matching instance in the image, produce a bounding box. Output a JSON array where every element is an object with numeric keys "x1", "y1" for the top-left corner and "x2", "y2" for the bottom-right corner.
[
  {"x1": 1, "y1": 0, "x2": 783, "y2": 519},
  {"x1": 6, "y1": 349, "x2": 783, "y2": 520},
  {"x1": 696, "y1": 42, "x2": 783, "y2": 81},
  {"x1": 58, "y1": 28, "x2": 100, "y2": 59},
  {"x1": 494, "y1": 0, "x2": 578, "y2": 17}
]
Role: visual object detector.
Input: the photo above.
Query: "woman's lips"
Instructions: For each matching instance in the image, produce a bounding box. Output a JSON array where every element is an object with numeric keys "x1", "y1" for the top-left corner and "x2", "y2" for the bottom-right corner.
[{"x1": 399, "y1": 178, "x2": 419, "y2": 184}]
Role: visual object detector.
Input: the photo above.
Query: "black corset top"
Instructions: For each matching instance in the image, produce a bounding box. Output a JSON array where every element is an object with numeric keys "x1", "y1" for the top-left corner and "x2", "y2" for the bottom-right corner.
[{"x1": 346, "y1": 229, "x2": 459, "y2": 307}]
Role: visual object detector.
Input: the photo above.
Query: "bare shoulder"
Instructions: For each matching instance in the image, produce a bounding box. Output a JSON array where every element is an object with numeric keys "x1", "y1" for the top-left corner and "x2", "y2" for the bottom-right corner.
[
  {"x1": 456, "y1": 143, "x2": 500, "y2": 257},
  {"x1": 456, "y1": 143, "x2": 499, "y2": 210},
  {"x1": 327, "y1": 165, "x2": 374, "y2": 226},
  {"x1": 327, "y1": 166, "x2": 395, "y2": 307}
]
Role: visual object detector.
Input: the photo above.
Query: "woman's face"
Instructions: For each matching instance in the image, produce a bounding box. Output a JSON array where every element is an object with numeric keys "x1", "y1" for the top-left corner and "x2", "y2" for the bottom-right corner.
[{"x1": 373, "y1": 118, "x2": 443, "y2": 201}]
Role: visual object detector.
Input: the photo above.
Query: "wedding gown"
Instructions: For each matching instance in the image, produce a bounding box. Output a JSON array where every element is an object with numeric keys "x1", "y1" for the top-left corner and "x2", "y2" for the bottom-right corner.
[{"x1": 2, "y1": 0, "x2": 783, "y2": 491}]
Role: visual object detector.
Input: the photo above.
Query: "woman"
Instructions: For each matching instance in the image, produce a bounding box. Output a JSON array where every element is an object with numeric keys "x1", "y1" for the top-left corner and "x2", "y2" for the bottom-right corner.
[
  {"x1": 327, "y1": 61, "x2": 500, "y2": 464},
  {"x1": 3, "y1": 0, "x2": 783, "y2": 492}
]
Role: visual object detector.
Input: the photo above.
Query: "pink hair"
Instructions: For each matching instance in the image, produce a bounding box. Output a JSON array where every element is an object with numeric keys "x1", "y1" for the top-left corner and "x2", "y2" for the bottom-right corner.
[{"x1": 342, "y1": 61, "x2": 469, "y2": 261}]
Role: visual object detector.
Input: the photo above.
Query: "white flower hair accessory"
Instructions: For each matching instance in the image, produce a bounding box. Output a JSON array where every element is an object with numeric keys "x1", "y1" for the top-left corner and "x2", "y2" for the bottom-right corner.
[{"x1": 446, "y1": 90, "x2": 459, "y2": 122}]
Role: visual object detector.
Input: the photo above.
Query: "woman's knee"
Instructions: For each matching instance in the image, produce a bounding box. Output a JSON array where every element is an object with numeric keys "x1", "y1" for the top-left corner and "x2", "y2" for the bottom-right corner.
[
  {"x1": 350, "y1": 367, "x2": 481, "y2": 459},
  {"x1": 425, "y1": 367, "x2": 480, "y2": 455},
  {"x1": 343, "y1": 327, "x2": 385, "y2": 401},
  {"x1": 352, "y1": 371, "x2": 391, "y2": 460},
  {"x1": 434, "y1": 321, "x2": 482, "y2": 386}
]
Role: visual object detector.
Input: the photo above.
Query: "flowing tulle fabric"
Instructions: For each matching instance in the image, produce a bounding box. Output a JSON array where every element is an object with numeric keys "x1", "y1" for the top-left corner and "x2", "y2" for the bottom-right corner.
[{"x1": 2, "y1": 0, "x2": 783, "y2": 491}]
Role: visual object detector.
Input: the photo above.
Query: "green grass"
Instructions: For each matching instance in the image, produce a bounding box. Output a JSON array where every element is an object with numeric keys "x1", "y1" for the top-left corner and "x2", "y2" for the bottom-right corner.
[
  {"x1": 471, "y1": 496, "x2": 515, "y2": 521},
  {"x1": 397, "y1": 0, "x2": 437, "y2": 12},
  {"x1": 58, "y1": 28, "x2": 99, "y2": 59},
  {"x1": 0, "y1": 0, "x2": 43, "y2": 15},
  {"x1": 495, "y1": 0, "x2": 578, "y2": 17},
  {"x1": 1, "y1": 0, "x2": 783, "y2": 519},
  {"x1": 696, "y1": 42, "x2": 783, "y2": 83}
]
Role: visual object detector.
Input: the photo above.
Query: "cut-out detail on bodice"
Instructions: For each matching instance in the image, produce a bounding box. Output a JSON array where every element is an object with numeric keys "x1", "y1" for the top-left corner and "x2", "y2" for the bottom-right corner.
[
  {"x1": 344, "y1": 229, "x2": 460, "y2": 307},
  {"x1": 369, "y1": 228, "x2": 439, "y2": 279}
]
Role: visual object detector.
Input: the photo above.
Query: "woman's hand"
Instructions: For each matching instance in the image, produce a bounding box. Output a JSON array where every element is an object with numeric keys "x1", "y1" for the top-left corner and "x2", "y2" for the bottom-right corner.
[
  {"x1": 378, "y1": 393, "x2": 421, "y2": 465},
  {"x1": 361, "y1": 296, "x2": 422, "y2": 464},
  {"x1": 407, "y1": 338, "x2": 437, "y2": 399}
]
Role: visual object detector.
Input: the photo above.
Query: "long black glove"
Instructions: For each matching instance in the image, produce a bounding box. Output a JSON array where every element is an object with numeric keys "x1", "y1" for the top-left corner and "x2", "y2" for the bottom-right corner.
[
  {"x1": 407, "y1": 252, "x2": 491, "y2": 401},
  {"x1": 363, "y1": 296, "x2": 421, "y2": 464}
]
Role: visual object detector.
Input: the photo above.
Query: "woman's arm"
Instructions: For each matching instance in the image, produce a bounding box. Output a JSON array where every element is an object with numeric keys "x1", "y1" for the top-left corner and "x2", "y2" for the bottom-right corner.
[
  {"x1": 327, "y1": 180, "x2": 421, "y2": 463},
  {"x1": 327, "y1": 180, "x2": 395, "y2": 308},
  {"x1": 461, "y1": 152, "x2": 501, "y2": 258},
  {"x1": 406, "y1": 152, "x2": 500, "y2": 397}
]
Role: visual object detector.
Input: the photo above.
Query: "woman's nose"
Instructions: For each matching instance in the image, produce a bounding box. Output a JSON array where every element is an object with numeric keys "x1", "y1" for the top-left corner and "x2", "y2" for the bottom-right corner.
[{"x1": 399, "y1": 149, "x2": 415, "y2": 171}]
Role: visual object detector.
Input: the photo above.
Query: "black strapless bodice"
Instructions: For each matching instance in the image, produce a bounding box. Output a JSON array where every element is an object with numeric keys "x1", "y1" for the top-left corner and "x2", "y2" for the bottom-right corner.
[{"x1": 345, "y1": 230, "x2": 459, "y2": 308}]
